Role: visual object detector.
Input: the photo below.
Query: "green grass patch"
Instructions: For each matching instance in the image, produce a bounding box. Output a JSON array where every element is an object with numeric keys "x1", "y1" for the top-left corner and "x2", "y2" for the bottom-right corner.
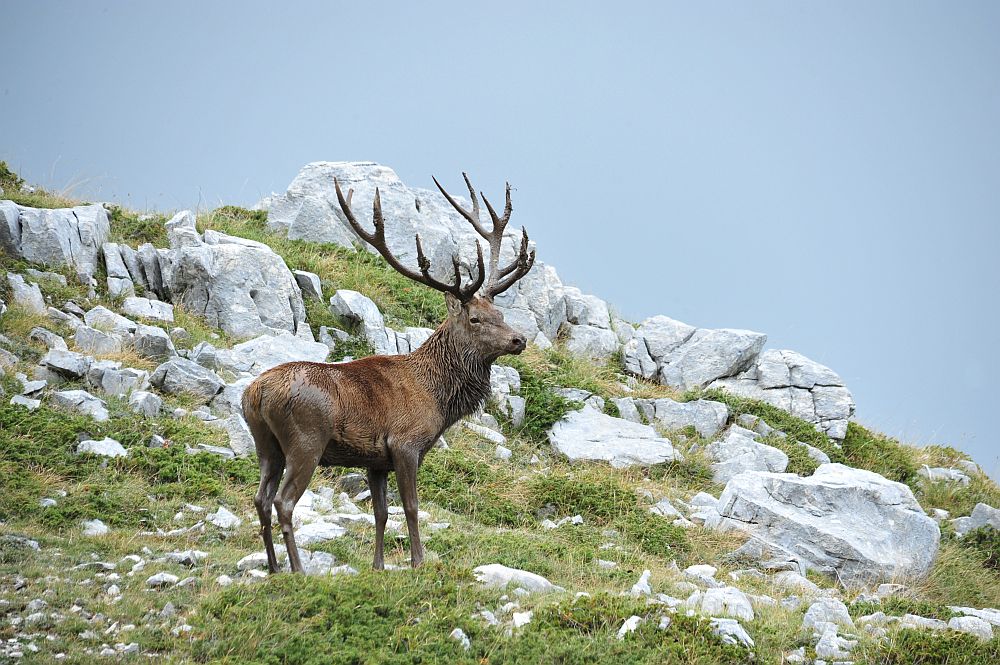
[
  {"x1": 107, "y1": 205, "x2": 170, "y2": 248},
  {"x1": 528, "y1": 471, "x2": 633, "y2": 525},
  {"x1": 419, "y1": 446, "x2": 528, "y2": 527},
  {"x1": 960, "y1": 526, "x2": 1000, "y2": 572},
  {"x1": 841, "y1": 422, "x2": 919, "y2": 485},
  {"x1": 854, "y1": 629, "x2": 1000, "y2": 665},
  {"x1": 615, "y1": 508, "x2": 691, "y2": 560}
]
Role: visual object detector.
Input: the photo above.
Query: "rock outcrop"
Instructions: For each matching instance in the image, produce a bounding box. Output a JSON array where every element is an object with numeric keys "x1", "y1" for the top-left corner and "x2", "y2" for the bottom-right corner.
[
  {"x1": 715, "y1": 463, "x2": 940, "y2": 586},
  {"x1": 0, "y1": 201, "x2": 109, "y2": 282}
]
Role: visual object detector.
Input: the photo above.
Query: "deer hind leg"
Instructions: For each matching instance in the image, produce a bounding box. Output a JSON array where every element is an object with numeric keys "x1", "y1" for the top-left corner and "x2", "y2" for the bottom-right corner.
[
  {"x1": 273, "y1": 436, "x2": 322, "y2": 574},
  {"x1": 249, "y1": 421, "x2": 285, "y2": 574},
  {"x1": 391, "y1": 446, "x2": 425, "y2": 568},
  {"x1": 367, "y1": 469, "x2": 389, "y2": 570}
]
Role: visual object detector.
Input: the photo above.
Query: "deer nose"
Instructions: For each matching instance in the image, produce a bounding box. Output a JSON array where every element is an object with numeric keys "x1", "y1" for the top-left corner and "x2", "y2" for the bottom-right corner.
[{"x1": 511, "y1": 335, "x2": 527, "y2": 351}]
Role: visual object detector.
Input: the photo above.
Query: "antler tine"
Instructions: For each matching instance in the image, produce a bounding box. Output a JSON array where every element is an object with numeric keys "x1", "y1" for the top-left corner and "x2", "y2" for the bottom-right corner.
[
  {"x1": 335, "y1": 178, "x2": 375, "y2": 244},
  {"x1": 335, "y1": 176, "x2": 481, "y2": 301},
  {"x1": 433, "y1": 175, "x2": 490, "y2": 239},
  {"x1": 486, "y1": 227, "x2": 536, "y2": 298}
]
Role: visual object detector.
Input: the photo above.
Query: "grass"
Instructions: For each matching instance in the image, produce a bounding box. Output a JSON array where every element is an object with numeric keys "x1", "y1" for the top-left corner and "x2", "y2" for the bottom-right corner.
[{"x1": 841, "y1": 421, "x2": 920, "y2": 485}]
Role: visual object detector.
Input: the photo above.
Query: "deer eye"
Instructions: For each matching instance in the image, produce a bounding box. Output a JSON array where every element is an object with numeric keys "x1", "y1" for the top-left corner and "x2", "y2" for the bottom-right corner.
[{"x1": 469, "y1": 316, "x2": 481, "y2": 324}]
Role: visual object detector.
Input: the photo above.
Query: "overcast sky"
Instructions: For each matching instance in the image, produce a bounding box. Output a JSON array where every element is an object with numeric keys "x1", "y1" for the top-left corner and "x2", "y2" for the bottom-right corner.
[{"x1": 4, "y1": 1, "x2": 998, "y2": 476}]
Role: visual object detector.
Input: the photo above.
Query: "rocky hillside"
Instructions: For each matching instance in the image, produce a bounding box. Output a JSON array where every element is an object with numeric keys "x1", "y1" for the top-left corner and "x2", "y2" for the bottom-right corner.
[{"x1": 1, "y1": 160, "x2": 999, "y2": 664}]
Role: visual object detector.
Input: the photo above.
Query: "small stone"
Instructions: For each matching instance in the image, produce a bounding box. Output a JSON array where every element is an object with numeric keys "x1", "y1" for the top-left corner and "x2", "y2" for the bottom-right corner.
[
  {"x1": 216, "y1": 574, "x2": 233, "y2": 587},
  {"x1": 77, "y1": 437, "x2": 128, "y2": 458},
  {"x1": 145, "y1": 572, "x2": 179, "y2": 588},
  {"x1": 82, "y1": 519, "x2": 110, "y2": 537},
  {"x1": 205, "y1": 506, "x2": 243, "y2": 529},
  {"x1": 494, "y1": 444, "x2": 512, "y2": 461},
  {"x1": 449, "y1": 627, "x2": 471, "y2": 651},
  {"x1": 617, "y1": 615, "x2": 643, "y2": 639},
  {"x1": 631, "y1": 569, "x2": 652, "y2": 596},
  {"x1": 511, "y1": 610, "x2": 533, "y2": 628}
]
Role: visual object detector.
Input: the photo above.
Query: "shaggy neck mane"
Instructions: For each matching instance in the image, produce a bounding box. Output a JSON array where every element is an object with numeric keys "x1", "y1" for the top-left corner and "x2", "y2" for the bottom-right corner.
[{"x1": 410, "y1": 320, "x2": 492, "y2": 428}]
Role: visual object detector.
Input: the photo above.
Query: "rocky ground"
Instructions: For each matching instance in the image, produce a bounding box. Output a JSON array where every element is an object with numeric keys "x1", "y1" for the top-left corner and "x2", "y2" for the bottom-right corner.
[{"x1": 1, "y1": 161, "x2": 999, "y2": 663}]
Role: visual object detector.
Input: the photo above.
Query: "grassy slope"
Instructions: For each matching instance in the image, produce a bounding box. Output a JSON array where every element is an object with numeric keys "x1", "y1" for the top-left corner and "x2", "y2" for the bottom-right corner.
[{"x1": 2, "y1": 180, "x2": 1000, "y2": 663}]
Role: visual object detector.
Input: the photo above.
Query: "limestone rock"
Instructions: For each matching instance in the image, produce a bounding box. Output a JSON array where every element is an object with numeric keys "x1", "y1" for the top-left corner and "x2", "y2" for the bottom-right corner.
[
  {"x1": 658, "y1": 328, "x2": 767, "y2": 391},
  {"x1": 640, "y1": 397, "x2": 729, "y2": 438},
  {"x1": 129, "y1": 390, "x2": 163, "y2": 417},
  {"x1": 51, "y1": 389, "x2": 109, "y2": 421},
  {"x1": 0, "y1": 203, "x2": 109, "y2": 281},
  {"x1": 562, "y1": 323, "x2": 620, "y2": 360},
  {"x1": 716, "y1": 463, "x2": 941, "y2": 586},
  {"x1": 214, "y1": 332, "x2": 329, "y2": 376},
  {"x1": 84, "y1": 306, "x2": 137, "y2": 334},
  {"x1": 5, "y1": 273, "x2": 46, "y2": 314},
  {"x1": 133, "y1": 323, "x2": 177, "y2": 360},
  {"x1": 102, "y1": 242, "x2": 135, "y2": 297},
  {"x1": 75, "y1": 325, "x2": 129, "y2": 355},
  {"x1": 711, "y1": 349, "x2": 855, "y2": 440},
  {"x1": 77, "y1": 437, "x2": 128, "y2": 458},
  {"x1": 706, "y1": 426, "x2": 789, "y2": 483},
  {"x1": 157, "y1": 228, "x2": 307, "y2": 338},
  {"x1": 150, "y1": 358, "x2": 224, "y2": 400},
  {"x1": 473, "y1": 563, "x2": 562, "y2": 593},
  {"x1": 122, "y1": 296, "x2": 174, "y2": 323},
  {"x1": 548, "y1": 405, "x2": 682, "y2": 468},
  {"x1": 209, "y1": 414, "x2": 256, "y2": 457},
  {"x1": 329, "y1": 289, "x2": 396, "y2": 355},
  {"x1": 293, "y1": 270, "x2": 323, "y2": 300},
  {"x1": 40, "y1": 348, "x2": 92, "y2": 379}
]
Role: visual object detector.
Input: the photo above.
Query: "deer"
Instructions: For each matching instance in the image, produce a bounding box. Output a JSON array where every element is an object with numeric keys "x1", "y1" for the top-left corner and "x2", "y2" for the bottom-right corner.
[{"x1": 241, "y1": 173, "x2": 536, "y2": 573}]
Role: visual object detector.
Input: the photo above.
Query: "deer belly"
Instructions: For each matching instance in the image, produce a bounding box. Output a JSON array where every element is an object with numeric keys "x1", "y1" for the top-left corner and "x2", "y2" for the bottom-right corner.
[{"x1": 319, "y1": 435, "x2": 391, "y2": 469}]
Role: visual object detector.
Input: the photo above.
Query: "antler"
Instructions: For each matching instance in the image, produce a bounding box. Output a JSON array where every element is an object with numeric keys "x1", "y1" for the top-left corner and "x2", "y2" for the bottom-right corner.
[
  {"x1": 433, "y1": 173, "x2": 536, "y2": 299},
  {"x1": 335, "y1": 178, "x2": 485, "y2": 302}
]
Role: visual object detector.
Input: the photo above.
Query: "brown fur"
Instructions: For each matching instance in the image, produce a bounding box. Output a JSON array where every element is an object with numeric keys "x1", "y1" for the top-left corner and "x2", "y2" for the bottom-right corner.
[{"x1": 243, "y1": 294, "x2": 526, "y2": 572}]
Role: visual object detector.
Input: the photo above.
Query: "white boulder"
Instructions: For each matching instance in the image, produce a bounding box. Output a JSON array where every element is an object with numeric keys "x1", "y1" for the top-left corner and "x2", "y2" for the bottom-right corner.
[
  {"x1": 716, "y1": 464, "x2": 941, "y2": 586},
  {"x1": 548, "y1": 406, "x2": 682, "y2": 468}
]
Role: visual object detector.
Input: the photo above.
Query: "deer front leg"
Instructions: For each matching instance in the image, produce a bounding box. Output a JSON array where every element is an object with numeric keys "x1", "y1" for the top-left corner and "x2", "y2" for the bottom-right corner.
[
  {"x1": 391, "y1": 446, "x2": 425, "y2": 568},
  {"x1": 367, "y1": 468, "x2": 389, "y2": 570}
]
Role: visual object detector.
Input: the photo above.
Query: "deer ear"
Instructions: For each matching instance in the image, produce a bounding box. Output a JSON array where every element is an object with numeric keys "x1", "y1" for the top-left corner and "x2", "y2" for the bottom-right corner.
[{"x1": 444, "y1": 293, "x2": 464, "y2": 318}]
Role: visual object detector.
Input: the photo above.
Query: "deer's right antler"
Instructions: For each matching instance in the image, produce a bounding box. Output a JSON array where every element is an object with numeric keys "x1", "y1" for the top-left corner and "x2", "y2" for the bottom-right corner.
[
  {"x1": 335, "y1": 178, "x2": 485, "y2": 302},
  {"x1": 433, "y1": 173, "x2": 536, "y2": 300}
]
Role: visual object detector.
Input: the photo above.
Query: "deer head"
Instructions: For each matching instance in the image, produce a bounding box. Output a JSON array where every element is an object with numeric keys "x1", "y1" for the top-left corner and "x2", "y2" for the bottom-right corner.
[{"x1": 334, "y1": 173, "x2": 535, "y2": 360}]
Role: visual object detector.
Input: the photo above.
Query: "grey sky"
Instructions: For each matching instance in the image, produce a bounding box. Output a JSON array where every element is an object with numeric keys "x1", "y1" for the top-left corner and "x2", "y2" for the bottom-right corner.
[{"x1": 4, "y1": 1, "x2": 999, "y2": 475}]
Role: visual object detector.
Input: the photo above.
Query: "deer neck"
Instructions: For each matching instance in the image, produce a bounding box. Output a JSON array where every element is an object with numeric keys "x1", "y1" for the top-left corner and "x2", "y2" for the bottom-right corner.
[{"x1": 410, "y1": 322, "x2": 492, "y2": 429}]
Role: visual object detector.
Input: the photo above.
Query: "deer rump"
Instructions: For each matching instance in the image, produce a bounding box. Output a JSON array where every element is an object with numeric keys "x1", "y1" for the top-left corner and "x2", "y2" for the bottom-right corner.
[{"x1": 244, "y1": 172, "x2": 535, "y2": 574}]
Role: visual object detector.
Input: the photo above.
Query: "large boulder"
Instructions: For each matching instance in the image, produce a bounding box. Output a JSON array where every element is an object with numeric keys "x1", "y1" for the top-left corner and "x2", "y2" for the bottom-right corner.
[
  {"x1": 562, "y1": 323, "x2": 619, "y2": 361},
  {"x1": 710, "y1": 349, "x2": 855, "y2": 440},
  {"x1": 159, "y1": 229, "x2": 307, "y2": 338},
  {"x1": 715, "y1": 463, "x2": 940, "y2": 586},
  {"x1": 214, "y1": 332, "x2": 329, "y2": 377},
  {"x1": 629, "y1": 397, "x2": 729, "y2": 438},
  {"x1": 0, "y1": 202, "x2": 109, "y2": 282},
  {"x1": 658, "y1": 328, "x2": 767, "y2": 391},
  {"x1": 548, "y1": 405, "x2": 682, "y2": 468},
  {"x1": 623, "y1": 315, "x2": 766, "y2": 391}
]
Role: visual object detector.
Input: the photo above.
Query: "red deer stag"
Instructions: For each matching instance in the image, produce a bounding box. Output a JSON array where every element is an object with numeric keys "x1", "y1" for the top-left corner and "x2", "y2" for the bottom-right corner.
[{"x1": 242, "y1": 173, "x2": 535, "y2": 573}]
